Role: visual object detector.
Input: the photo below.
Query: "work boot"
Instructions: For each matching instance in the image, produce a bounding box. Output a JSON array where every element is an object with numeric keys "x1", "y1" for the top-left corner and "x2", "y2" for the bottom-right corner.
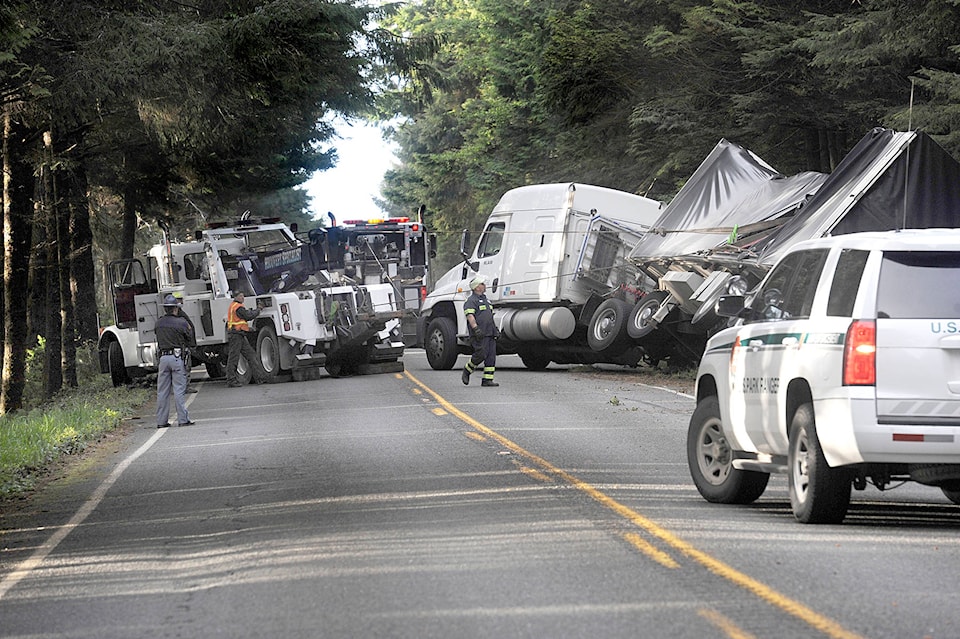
[
  {"x1": 226, "y1": 381, "x2": 242, "y2": 387},
  {"x1": 481, "y1": 379, "x2": 499, "y2": 387},
  {"x1": 461, "y1": 368, "x2": 471, "y2": 385}
]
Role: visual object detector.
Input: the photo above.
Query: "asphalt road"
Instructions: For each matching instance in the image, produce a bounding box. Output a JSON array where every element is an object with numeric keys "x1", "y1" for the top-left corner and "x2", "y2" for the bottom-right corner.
[{"x1": 1, "y1": 352, "x2": 959, "y2": 638}]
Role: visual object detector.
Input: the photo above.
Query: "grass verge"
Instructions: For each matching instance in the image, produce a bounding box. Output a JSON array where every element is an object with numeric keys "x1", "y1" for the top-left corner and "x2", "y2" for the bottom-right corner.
[{"x1": 0, "y1": 373, "x2": 149, "y2": 500}]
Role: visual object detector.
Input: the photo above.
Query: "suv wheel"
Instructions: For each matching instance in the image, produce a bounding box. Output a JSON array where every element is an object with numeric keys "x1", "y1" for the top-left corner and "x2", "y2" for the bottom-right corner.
[
  {"x1": 687, "y1": 395, "x2": 769, "y2": 504},
  {"x1": 788, "y1": 403, "x2": 851, "y2": 524}
]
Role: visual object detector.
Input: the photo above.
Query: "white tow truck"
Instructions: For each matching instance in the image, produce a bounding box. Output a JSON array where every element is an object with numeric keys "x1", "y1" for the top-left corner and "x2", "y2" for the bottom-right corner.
[
  {"x1": 327, "y1": 209, "x2": 435, "y2": 346},
  {"x1": 97, "y1": 217, "x2": 405, "y2": 386},
  {"x1": 418, "y1": 183, "x2": 663, "y2": 370}
]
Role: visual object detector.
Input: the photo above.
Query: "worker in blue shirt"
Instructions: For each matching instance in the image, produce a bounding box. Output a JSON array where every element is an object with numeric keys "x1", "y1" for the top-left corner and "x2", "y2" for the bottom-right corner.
[{"x1": 461, "y1": 275, "x2": 499, "y2": 387}]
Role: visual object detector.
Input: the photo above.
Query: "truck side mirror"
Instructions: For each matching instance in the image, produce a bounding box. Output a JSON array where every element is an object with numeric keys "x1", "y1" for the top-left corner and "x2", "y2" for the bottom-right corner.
[
  {"x1": 428, "y1": 233, "x2": 437, "y2": 259},
  {"x1": 459, "y1": 228, "x2": 471, "y2": 260},
  {"x1": 715, "y1": 295, "x2": 746, "y2": 318}
]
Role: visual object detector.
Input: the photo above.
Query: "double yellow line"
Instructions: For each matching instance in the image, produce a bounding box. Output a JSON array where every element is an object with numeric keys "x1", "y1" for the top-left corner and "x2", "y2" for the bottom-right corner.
[{"x1": 403, "y1": 370, "x2": 864, "y2": 639}]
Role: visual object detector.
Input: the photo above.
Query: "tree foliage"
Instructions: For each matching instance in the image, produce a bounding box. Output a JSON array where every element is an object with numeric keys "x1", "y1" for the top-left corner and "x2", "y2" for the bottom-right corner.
[
  {"x1": 0, "y1": 0, "x2": 420, "y2": 413},
  {"x1": 380, "y1": 0, "x2": 960, "y2": 262}
]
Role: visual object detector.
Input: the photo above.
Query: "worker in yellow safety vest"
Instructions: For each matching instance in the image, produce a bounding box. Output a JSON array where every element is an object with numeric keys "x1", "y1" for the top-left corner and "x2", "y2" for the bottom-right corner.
[{"x1": 225, "y1": 291, "x2": 268, "y2": 387}]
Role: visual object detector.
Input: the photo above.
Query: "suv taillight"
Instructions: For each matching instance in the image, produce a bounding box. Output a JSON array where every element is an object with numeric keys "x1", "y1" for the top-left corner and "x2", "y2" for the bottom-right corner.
[{"x1": 843, "y1": 320, "x2": 876, "y2": 386}]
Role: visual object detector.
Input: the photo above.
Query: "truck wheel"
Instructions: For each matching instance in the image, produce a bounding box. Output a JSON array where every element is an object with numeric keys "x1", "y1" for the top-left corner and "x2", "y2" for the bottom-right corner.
[
  {"x1": 205, "y1": 361, "x2": 225, "y2": 379},
  {"x1": 788, "y1": 403, "x2": 851, "y2": 524},
  {"x1": 256, "y1": 325, "x2": 281, "y2": 381},
  {"x1": 236, "y1": 353, "x2": 253, "y2": 385},
  {"x1": 519, "y1": 350, "x2": 551, "y2": 371},
  {"x1": 425, "y1": 316, "x2": 458, "y2": 370},
  {"x1": 587, "y1": 299, "x2": 631, "y2": 353},
  {"x1": 627, "y1": 291, "x2": 669, "y2": 339},
  {"x1": 687, "y1": 395, "x2": 769, "y2": 504},
  {"x1": 108, "y1": 341, "x2": 130, "y2": 387}
]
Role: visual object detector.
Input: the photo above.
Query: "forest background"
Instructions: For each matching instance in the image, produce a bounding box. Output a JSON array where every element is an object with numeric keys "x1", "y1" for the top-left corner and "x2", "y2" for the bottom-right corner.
[{"x1": 1, "y1": 0, "x2": 959, "y2": 415}]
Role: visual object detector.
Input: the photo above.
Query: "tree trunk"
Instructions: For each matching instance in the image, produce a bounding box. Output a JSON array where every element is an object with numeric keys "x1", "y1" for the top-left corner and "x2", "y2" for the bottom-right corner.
[
  {"x1": 120, "y1": 182, "x2": 138, "y2": 260},
  {"x1": 69, "y1": 170, "x2": 99, "y2": 344},
  {"x1": 59, "y1": 164, "x2": 77, "y2": 388},
  {"x1": 1, "y1": 109, "x2": 35, "y2": 415},
  {"x1": 41, "y1": 131, "x2": 62, "y2": 399}
]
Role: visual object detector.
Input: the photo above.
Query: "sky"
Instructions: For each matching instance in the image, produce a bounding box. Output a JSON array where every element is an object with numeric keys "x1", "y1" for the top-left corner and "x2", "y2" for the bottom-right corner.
[{"x1": 303, "y1": 119, "x2": 399, "y2": 223}]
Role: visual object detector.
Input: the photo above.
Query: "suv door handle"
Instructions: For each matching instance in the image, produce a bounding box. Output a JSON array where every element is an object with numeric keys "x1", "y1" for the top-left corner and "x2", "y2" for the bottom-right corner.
[{"x1": 781, "y1": 337, "x2": 799, "y2": 346}]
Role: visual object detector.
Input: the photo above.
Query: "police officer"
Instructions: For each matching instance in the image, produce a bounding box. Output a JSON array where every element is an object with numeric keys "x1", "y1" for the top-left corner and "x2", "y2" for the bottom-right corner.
[
  {"x1": 225, "y1": 291, "x2": 268, "y2": 387},
  {"x1": 461, "y1": 275, "x2": 500, "y2": 387},
  {"x1": 172, "y1": 291, "x2": 199, "y2": 393},
  {"x1": 156, "y1": 294, "x2": 196, "y2": 427}
]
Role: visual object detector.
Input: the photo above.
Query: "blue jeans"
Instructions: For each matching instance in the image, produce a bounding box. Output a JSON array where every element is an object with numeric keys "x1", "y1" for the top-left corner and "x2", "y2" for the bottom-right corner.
[{"x1": 156, "y1": 354, "x2": 189, "y2": 425}]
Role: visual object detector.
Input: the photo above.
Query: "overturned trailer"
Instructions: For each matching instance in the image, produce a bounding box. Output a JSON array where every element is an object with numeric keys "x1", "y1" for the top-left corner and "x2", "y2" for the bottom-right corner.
[{"x1": 627, "y1": 128, "x2": 960, "y2": 364}]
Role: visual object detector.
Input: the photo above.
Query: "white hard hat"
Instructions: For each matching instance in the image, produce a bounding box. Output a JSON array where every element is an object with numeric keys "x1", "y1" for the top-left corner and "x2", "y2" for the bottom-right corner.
[{"x1": 469, "y1": 275, "x2": 486, "y2": 290}]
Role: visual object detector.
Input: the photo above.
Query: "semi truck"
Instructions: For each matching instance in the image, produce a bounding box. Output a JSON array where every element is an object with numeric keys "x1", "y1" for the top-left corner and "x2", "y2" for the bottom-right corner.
[
  {"x1": 98, "y1": 216, "x2": 407, "y2": 386},
  {"x1": 417, "y1": 183, "x2": 663, "y2": 371}
]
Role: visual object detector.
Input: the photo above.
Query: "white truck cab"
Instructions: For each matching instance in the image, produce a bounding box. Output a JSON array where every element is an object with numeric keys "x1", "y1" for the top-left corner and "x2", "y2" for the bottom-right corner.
[
  {"x1": 419, "y1": 183, "x2": 663, "y2": 370},
  {"x1": 689, "y1": 229, "x2": 960, "y2": 523}
]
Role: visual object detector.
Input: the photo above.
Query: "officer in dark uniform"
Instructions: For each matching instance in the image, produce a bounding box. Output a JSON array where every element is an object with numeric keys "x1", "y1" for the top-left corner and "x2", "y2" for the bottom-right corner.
[
  {"x1": 155, "y1": 294, "x2": 197, "y2": 427},
  {"x1": 461, "y1": 275, "x2": 500, "y2": 387}
]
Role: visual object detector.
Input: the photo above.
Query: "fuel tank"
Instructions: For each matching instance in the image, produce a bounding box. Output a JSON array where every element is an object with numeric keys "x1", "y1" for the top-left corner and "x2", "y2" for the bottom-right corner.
[{"x1": 497, "y1": 307, "x2": 576, "y2": 341}]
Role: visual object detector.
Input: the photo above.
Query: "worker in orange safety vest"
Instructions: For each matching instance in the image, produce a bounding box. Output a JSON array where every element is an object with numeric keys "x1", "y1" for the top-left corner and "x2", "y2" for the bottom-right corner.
[{"x1": 225, "y1": 291, "x2": 268, "y2": 387}]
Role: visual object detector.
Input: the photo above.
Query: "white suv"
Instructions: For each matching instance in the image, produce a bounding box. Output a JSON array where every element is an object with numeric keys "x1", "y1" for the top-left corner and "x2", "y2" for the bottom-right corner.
[{"x1": 688, "y1": 229, "x2": 960, "y2": 524}]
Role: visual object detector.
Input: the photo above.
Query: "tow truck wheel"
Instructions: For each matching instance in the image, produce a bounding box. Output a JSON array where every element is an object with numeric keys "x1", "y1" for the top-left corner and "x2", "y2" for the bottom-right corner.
[
  {"x1": 107, "y1": 341, "x2": 130, "y2": 387},
  {"x1": 687, "y1": 395, "x2": 769, "y2": 504},
  {"x1": 587, "y1": 299, "x2": 631, "y2": 353},
  {"x1": 788, "y1": 403, "x2": 851, "y2": 524},
  {"x1": 236, "y1": 353, "x2": 253, "y2": 385},
  {"x1": 205, "y1": 361, "x2": 224, "y2": 379},
  {"x1": 425, "y1": 316, "x2": 458, "y2": 370},
  {"x1": 256, "y1": 325, "x2": 281, "y2": 381},
  {"x1": 627, "y1": 291, "x2": 669, "y2": 339}
]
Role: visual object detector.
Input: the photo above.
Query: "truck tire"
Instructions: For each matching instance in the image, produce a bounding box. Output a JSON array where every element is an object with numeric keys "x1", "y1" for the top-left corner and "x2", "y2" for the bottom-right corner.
[
  {"x1": 687, "y1": 395, "x2": 769, "y2": 504},
  {"x1": 587, "y1": 299, "x2": 631, "y2": 353},
  {"x1": 256, "y1": 325, "x2": 281, "y2": 381},
  {"x1": 519, "y1": 350, "x2": 551, "y2": 371},
  {"x1": 788, "y1": 403, "x2": 851, "y2": 524},
  {"x1": 205, "y1": 361, "x2": 225, "y2": 379},
  {"x1": 236, "y1": 353, "x2": 253, "y2": 385},
  {"x1": 627, "y1": 291, "x2": 669, "y2": 339},
  {"x1": 108, "y1": 341, "x2": 131, "y2": 387},
  {"x1": 425, "y1": 316, "x2": 459, "y2": 370}
]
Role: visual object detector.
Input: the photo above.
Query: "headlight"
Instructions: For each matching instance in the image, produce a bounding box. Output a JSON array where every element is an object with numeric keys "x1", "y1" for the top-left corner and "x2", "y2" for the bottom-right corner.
[{"x1": 727, "y1": 275, "x2": 749, "y2": 296}]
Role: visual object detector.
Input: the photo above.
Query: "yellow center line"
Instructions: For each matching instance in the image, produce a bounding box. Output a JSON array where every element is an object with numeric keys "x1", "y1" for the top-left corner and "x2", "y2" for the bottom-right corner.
[{"x1": 404, "y1": 370, "x2": 864, "y2": 639}]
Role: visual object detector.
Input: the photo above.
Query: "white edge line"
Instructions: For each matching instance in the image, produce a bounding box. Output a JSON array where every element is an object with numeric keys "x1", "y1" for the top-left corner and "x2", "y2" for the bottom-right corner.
[{"x1": 0, "y1": 391, "x2": 195, "y2": 600}]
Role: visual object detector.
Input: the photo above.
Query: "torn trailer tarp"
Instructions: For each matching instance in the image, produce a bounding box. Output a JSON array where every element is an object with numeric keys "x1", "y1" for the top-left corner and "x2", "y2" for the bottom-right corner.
[{"x1": 628, "y1": 139, "x2": 826, "y2": 261}]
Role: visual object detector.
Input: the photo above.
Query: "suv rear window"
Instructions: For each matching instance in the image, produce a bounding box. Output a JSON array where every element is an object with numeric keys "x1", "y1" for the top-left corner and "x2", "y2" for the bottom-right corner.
[{"x1": 877, "y1": 251, "x2": 960, "y2": 319}]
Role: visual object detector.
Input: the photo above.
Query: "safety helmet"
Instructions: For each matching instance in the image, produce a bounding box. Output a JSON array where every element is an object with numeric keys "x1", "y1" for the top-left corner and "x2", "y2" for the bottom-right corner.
[
  {"x1": 162, "y1": 294, "x2": 181, "y2": 306},
  {"x1": 469, "y1": 275, "x2": 486, "y2": 290}
]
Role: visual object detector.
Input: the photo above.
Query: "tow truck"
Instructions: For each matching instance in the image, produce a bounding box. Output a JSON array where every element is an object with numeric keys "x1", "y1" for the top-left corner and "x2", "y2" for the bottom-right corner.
[
  {"x1": 324, "y1": 207, "x2": 435, "y2": 345},
  {"x1": 98, "y1": 216, "x2": 408, "y2": 386}
]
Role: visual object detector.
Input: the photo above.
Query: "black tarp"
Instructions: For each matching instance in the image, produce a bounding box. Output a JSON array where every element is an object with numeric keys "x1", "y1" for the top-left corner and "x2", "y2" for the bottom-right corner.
[{"x1": 756, "y1": 128, "x2": 960, "y2": 265}]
